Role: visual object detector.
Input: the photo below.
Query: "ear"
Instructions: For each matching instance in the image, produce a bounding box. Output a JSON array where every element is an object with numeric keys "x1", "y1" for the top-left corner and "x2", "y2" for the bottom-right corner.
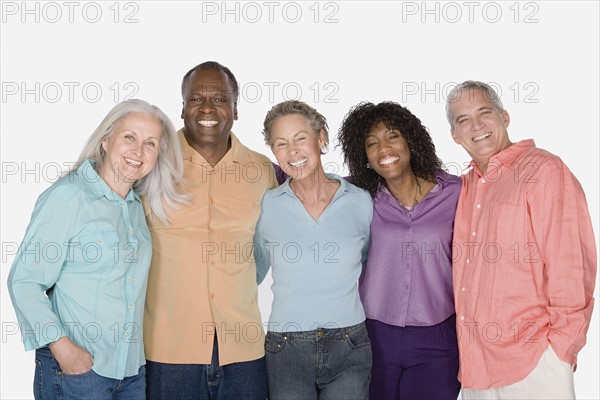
[
  {"x1": 502, "y1": 110, "x2": 510, "y2": 128},
  {"x1": 318, "y1": 129, "x2": 326, "y2": 148},
  {"x1": 101, "y1": 138, "x2": 107, "y2": 151},
  {"x1": 450, "y1": 128, "x2": 460, "y2": 145},
  {"x1": 233, "y1": 103, "x2": 239, "y2": 121},
  {"x1": 180, "y1": 101, "x2": 185, "y2": 119}
]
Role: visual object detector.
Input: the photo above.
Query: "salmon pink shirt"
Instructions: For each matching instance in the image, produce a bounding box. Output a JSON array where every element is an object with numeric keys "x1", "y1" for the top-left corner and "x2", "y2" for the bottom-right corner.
[{"x1": 453, "y1": 139, "x2": 596, "y2": 389}]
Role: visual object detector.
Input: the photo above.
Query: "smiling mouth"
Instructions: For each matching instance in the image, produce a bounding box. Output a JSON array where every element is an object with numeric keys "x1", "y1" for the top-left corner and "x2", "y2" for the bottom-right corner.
[
  {"x1": 124, "y1": 157, "x2": 142, "y2": 167},
  {"x1": 473, "y1": 132, "x2": 492, "y2": 142},
  {"x1": 198, "y1": 120, "x2": 218, "y2": 127},
  {"x1": 379, "y1": 156, "x2": 399, "y2": 166},
  {"x1": 289, "y1": 158, "x2": 308, "y2": 168}
]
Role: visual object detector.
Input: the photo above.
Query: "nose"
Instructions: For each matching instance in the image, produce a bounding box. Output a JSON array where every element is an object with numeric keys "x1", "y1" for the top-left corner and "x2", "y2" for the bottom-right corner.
[
  {"x1": 132, "y1": 141, "x2": 144, "y2": 156},
  {"x1": 377, "y1": 140, "x2": 391, "y2": 154},
  {"x1": 199, "y1": 99, "x2": 215, "y2": 114},
  {"x1": 471, "y1": 115, "x2": 484, "y2": 130}
]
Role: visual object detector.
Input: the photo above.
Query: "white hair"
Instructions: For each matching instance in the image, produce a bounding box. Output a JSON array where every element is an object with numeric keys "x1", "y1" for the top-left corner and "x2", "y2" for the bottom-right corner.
[
  {"x1": 75, "y1": 99, "x2": 187, "y2": 224},
  {"x1": 446, "y1": 80, "x2": 504, "y2": 129}
]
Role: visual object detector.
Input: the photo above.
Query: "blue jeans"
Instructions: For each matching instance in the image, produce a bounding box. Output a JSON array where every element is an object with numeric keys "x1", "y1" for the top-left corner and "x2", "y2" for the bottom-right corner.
[
  {"x1": 145, "y1": 338, "x2": 268, "y2": 400},
  {"x1": 34, "y1": 347, "x2": 146, "y2": 399},
  {"x1": 265, "y1": 322, "x2": 372, "y2": 400}
]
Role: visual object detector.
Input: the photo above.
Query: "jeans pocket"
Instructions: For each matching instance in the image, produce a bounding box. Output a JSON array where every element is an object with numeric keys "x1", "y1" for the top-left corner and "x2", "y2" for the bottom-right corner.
[
  {"x1": 265, "y1": 331, "x2": 287, "y2": 354},
  {"x1": 34, "y1": 347, "x2": 61, "y2": 400},
  {"x1": 60, "y1": 368, "x2": 95, "y2": 378},
  {"x1": 344, "y1": 324, "x2": 371, "y2": 349}
]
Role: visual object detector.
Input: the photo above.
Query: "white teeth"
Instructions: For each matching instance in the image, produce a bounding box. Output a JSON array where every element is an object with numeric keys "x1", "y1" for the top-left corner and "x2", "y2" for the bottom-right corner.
[
  {"x1": 473, "y1": 132, "x2": 492, "y2": 142},
  {"x1": 289, "y1": 158, "x2": 308, "y2": 167},
  {"x1": 125, "y1": 158, "x2": 142, "y2": 166},
  {"x1": 379, "y1": 156, "x2": 399, "y2": 166},
  {"x1": 198, "y1": 120, "x2": 218, "y2": 127}
]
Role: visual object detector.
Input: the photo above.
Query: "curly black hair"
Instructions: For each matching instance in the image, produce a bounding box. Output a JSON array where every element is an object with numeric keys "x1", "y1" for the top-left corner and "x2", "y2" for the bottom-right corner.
[{"x1": 337, "y1": 101, "x2": 442, "y2": 195}]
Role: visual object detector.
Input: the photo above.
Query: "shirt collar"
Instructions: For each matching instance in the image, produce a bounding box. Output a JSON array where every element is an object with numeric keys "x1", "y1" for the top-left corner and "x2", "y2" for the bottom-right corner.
[
  {"x1": 374, "y1": 169, "x2": 457, "y2": 201},
  {"x1": 76, "y1": 159, "x2": 140, "y2": 203},
  {"x1": 469, "y1": 139, "x2": 536, "y2": 176},
  {"x1": 180, "y1": 129, "x2": 250, "y2": 165},
  {"x1": 271, "y1": 173, "x2": 357, "y2": 198}
]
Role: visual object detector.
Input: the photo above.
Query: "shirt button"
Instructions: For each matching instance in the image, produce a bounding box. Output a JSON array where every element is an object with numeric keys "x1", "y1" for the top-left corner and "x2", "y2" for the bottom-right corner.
[
  {"x1": 125, "y1": 331, "x2": 130, "y2": 336},
  {"x1": 476, "y1": 204, "x2": 481, "y2": 209},
  {"x1": 97, "y1": 240, "x2": 103, "y2": 244},
  {"x1": 460, "y1": 315, "x2": 465, "y2": 321},
  {"x1": 480, "y1": 178, "x2": 486, "y2": 184},
  {"x1": 471, "y1": 231, "x2": 476, "y2": 236},
  {"x1": 129, "y1": 228, "x2": 133, "y2": 234},
  {"x1": 133, "y1": 252, "x2": 138, "y2": 257},
  {"x1": 316, "y1": 330, "x2": 324, "y2": 337},
  {"x1": 120, "y1": 203, "x2": 125, "y2": 208},
  {"x1": 127, "y1": 276, "x2": 132, "y2": 282},
  {"x1": 466, "y1": 259, "x2": 470, "y2": 264},
  {"x1": 461, "y1": 287, "x2": 466, "y2": 292},
  {"x1": 210, "y1": 293, "x2": 215, "y2": 300},
  {"x1": 128, "y1": 303, "x2": 134, "y2": 309}
]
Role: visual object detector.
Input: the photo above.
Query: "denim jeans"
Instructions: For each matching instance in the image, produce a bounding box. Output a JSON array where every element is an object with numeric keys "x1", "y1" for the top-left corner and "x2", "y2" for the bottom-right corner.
[
  {"x1": 34, "y1": 347, "x2": 146, "y2": 400},
  {"x1": 145, "y1": 338, "x2": 268, "y2": 400},
  {"x1": 265, "y1": 322, "x2": 372, "y2": 400}
]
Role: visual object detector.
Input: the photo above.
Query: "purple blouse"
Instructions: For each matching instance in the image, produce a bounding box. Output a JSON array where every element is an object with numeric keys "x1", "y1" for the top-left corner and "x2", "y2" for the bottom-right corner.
[{"x1": 359, "y1": 170, "x2": 461, "y2": 327}]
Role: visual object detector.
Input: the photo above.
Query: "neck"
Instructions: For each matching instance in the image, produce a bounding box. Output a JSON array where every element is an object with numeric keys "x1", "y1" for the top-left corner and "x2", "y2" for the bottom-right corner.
[
  {"x1": 476, "y1": 141, "x2": 514, "y2": 175},
  {"x1": 385, "y1": 173, "x2": 420, "y2": 206},
  {"x1": 290, "y1": 168, "x2": 337, "y2": 204},
  {"x1": 99, "y1": 167, "x2": 133, "y2": 199},
  {"x1": 185, "y1": 133, "x2": 231, "y2": 167}
]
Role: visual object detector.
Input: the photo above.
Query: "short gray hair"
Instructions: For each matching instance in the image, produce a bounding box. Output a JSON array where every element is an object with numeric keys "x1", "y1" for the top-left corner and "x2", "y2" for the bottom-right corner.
[
  {"x1": 262, "y1": 100, "x2": 330, "y2": 154},
  {"x1": 76, "y1": 99, "x2": 187, "y2": 223},
  {"x1": 446, "y1": 80, "x2": 504, "y2": 129}
]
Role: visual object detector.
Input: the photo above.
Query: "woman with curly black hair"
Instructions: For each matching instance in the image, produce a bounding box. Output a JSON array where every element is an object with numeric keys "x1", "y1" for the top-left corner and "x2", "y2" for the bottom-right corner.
[{"x1": 338, "y1": 101, "x2": 461, "y2": 400}]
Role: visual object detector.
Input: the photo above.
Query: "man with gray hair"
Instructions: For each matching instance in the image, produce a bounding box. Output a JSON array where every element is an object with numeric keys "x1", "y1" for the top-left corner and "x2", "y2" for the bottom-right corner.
[{"x1": 446, "y1": 80, "x2": 596, "y2": 399}]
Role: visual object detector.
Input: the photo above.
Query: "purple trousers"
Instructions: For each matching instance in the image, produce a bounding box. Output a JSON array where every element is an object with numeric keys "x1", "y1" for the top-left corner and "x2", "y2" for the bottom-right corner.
[{"x1": 366, "y1": 315, "x2": 460, "y2": 400}]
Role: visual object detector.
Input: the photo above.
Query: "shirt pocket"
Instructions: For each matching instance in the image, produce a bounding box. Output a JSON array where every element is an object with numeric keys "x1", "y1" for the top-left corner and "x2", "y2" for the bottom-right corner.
[
  {"x1": 138, "y1": 225, "x2": 152, "y2": 243},
  {"x1": 65, "y1": 231, "x2": 120, "y2": 270},
  {"x1": 488, "y1": 201, "x2": 525, "y2": 245}
]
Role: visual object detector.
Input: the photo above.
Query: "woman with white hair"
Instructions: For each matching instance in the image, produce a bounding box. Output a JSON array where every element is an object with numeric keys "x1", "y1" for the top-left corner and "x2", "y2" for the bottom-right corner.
[{"x1": 8, "y1": 99, "x2": 186, "y2": 399}]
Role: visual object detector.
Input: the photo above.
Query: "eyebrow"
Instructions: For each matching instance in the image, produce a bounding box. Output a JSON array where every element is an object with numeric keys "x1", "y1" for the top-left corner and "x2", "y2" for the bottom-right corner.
[
  {"x1": 188, "y1": 91, "x2": 227, "y2": 97},
  {"x1": 455, "y1": 105, "x2": 494, "y2": 121}
]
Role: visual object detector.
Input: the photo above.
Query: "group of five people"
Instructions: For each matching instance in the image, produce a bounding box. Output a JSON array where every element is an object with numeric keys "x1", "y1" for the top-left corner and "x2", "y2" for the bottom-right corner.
[{"x1": 8, "y1": 61, "x2": 596, "y2": 400}]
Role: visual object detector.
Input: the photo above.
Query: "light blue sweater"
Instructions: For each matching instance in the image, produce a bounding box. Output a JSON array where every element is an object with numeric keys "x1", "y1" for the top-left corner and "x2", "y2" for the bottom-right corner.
[{"x1": 254, "y1": 174, "x2": 372, "y2": 332}]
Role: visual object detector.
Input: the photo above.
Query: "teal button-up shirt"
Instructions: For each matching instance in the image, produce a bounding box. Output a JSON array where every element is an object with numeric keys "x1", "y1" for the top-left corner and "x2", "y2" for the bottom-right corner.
[{"x1": 8, "y1": 160, "x2": 152, "y2": 379}]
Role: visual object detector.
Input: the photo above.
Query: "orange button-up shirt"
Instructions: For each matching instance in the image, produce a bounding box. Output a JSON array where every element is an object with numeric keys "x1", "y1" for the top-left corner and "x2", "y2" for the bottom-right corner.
[
  {"x1": 143, "y1": 130, "x2": 276, "y2": 365},
  {"x1": 453, "y1": 139, "x2": 596, "y2": 389}
]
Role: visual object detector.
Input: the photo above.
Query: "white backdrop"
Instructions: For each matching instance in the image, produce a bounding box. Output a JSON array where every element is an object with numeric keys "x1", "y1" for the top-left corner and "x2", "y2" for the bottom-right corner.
[{"x1": 1, "y1": 1, "x2": 598, "y2": 398}]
